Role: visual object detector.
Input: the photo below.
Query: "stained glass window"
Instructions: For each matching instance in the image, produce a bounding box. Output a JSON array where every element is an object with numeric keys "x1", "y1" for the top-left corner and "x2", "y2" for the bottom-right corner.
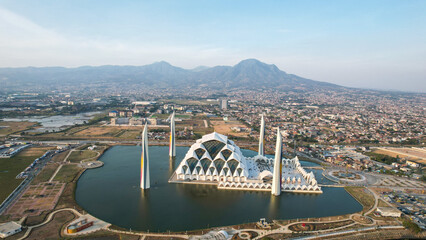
[
  {"x1": 213, "y1": 159, "x2": 225, "y2": 172},
  {"x1": 221, "y1": 149, "x2": 232, "y2": 160},
  {"x1": 187, "y1": 158, "x2": 198, "y2": 172},
  {"x1": 195, "y1": 148, "x2": 205, "y2": 159},
  {"x1": 227, "y1": 159, "x2": 239, "y2": 174},
  {"x1": 200, "y1": 158, "x2": 212, "y2": 172},
  {"x1": 202, "y1": 140, "x2": 225, "y2": 159}
]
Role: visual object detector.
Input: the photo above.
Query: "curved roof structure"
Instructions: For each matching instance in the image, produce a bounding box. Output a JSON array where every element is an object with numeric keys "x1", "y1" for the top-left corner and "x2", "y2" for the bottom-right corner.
[
  {"x1": 175, "y1": 132, "x2": 248, "y2": 178},
  {"x1": 171, "y1": 121, "x2": 322, "y2": 194}
]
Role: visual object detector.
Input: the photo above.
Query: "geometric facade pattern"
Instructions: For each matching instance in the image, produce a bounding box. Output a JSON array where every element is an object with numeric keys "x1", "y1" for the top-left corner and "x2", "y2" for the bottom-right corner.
[
  {"x1": 172, "y1": 116, "x2": 322, "y2": 194},
  {"x1": 175, "y1": 132, "x2": 249, "y2": 182}
]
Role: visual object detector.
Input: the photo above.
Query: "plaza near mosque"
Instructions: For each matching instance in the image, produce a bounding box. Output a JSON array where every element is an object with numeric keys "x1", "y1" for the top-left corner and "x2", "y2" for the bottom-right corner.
[{"x1": 167, "y1": 115, "x2": 322, "y2": 195}]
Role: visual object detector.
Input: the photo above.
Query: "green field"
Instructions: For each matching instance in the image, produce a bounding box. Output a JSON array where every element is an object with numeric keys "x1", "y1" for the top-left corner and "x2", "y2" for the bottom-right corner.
[
  {"x1": 67, "y1": 150, "x2": 98, "y2": 163},
  {"x1": 0, "y1": 150, "x2": 44, "y2": 203},
  {"x1": 53, "y1": 165, "x2": 81, "y2": 183},
  {"x1": 345, "y1": 186, "x2": 375, "y2": 213},
  {"x1": 31, "y1": 164, "x2": 58, "y2": 184}
]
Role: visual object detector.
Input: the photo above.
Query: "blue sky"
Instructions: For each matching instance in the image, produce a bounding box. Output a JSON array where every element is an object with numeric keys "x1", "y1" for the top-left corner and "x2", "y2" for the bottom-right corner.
[{"x1": 0, "y1": 0, "x2": 425, "y2": 92}]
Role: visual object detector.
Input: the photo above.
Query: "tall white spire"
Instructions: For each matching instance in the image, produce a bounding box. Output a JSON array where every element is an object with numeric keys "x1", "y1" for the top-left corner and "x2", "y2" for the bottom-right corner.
[
  {"x1": 258, "y1": 114, "x2": 265, "y2": 156},
  {"x1": 169, "y1": 111, "x2": 176, "y2": 158},
  {"x1": 140, "y1": 123, "x2": 150, "y2": 189},
  {"x1": 271, "y1": 127, "x2": 283, "y2": 196}
]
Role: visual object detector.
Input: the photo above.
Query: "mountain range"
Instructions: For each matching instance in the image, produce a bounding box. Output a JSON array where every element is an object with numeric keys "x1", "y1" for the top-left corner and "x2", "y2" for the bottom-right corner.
[{"x1": 0, "y1": 59, "x2": 343, "y2": 91}]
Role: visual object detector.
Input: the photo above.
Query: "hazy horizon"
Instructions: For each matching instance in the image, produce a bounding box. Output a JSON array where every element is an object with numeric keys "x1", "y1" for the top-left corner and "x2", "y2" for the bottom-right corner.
[{"x1": 0, "y1": 0, "x2": 425, "y2": 92}]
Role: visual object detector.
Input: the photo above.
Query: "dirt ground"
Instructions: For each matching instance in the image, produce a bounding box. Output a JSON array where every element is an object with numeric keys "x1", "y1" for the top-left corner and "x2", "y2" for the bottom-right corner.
[
  {"x1": 374, "y1": 148, "x2": 426, "y2": 165},
  {"x1": 71, "y1": 126, "x2": 144, "y2": 137},
  {"x1": 210, "y1": 120, "x2": 250, "y2": 137},
  {"x1": 74, "y1": 126, "x2": 122, "y2": 136},
  {"x1": 6, "y1": 182, "x2": 65, "y2": 216}
]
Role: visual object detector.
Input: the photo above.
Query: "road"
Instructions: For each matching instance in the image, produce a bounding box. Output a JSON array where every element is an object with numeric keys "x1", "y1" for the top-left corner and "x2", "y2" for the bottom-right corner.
[
  {"x1": 293, "y1": 225, "x2": 404, "y2": 240},
  {"x1": 48, "y1": 148, "x2": 75, "y2": 182},
  {"x1": 0, "y1": 150, "x2": 56, "y2": 214},
  {"x1": 17, "y1": 208, "x2": 82, "y2": 240}
]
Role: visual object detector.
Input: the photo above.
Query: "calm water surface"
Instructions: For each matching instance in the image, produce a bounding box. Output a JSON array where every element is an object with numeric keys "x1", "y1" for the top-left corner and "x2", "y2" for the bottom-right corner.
[
  {"x1": 1, "y1": 111, "x2": 101, "y2": 132},
  {"x1": 76, "y1": 146, "x2": 362, "y2": 232}
]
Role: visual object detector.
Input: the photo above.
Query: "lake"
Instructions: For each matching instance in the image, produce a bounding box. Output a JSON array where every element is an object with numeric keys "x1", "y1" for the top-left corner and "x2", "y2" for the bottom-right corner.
[
  {"x1": 75, "y1": 145, "x2": 362, "y2": 232},
  {"x1": 1, "y1": 111, "x2": 101, "y2": 132}
]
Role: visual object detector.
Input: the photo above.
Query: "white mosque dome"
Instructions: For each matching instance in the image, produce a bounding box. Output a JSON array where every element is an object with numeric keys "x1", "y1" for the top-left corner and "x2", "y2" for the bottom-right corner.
[{"x1": 176, "y1": 132, "x2": 247, "y2": 178}]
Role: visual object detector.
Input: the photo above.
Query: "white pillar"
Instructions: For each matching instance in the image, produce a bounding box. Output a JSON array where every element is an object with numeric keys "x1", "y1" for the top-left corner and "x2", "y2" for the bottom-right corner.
[
  {"x1": 169, "y1": 112, "x2": 176, "y2": 158},
  {"x1": 258, "y1": 114, "x2": 265, "y2": 156},
  {"x1": 272, "y1": 127, "x2": 283, "y2": 196},
  {"x1": 140, "y1": 123, "x2": 150, "y2": 189}
]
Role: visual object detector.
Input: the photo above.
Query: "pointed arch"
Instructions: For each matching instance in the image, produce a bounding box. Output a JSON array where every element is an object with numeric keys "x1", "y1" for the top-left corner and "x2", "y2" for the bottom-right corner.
[
  {"x1": 195, "y1": 148, "x2": 206, "y2": 159},
  {"x1": 221, "y1": 149, "x2": 232, "y2": 160},
  {"x1": 227, "y1": 159, "x2": 239, "y2": 174},
  {"x1": 202, "y1": 140, "x2": 225, "y2": 159},
  {"x1": 187, "y1": 158, "x2": 198, "y2": 172},
  {"x1": 213, "y1": 159, "x2": 226, "y2": 172},
  {"x1": 200, "y1": 158, "x2": 212, "y2": 172}
]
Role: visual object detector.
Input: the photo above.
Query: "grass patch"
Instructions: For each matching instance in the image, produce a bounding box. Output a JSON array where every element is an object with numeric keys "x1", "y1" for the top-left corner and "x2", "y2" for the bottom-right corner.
[
  {"x1": 118, "y1": 130, "x2": 140, "y2": 139},
  {"x1": 32, "y1": 164, "x2": 58, "y2": 184},
  {"x1": 0, "y1": 121, "x2": 38, "y2": 136},
  {"x1": 377, "y1": 199, "x2": 391, "y2": 207},
  {"x1": 0, "y1": 147, "x2": 46, "y2": 202},
  {"x1": 53, "y1": 165, "x2": 81, "y2": 183},
  {"x1": 67, "y1": 150, "x2": 98, "y2": 163},
  {"x1": 51, "y1": 150, "x2": 70, "y2": 163},
  {"x1": 345, "y1": 186, "x2": 375, "y2": 213},
  {"x1": 55, "y1": 177, "x2": 83, "y2": 211},
  {"x1": 27, "y1": 211, "x2": 75, "y2": 239},
  {"x1": 288, "y1": 219, "x2": 354, "y2": 232},
  {"x1": 364, "y1": 151, "x2": 398, "y2": 165},
  {"x1": 18, "y1": 146, "x2": 54, "y2": 157}
]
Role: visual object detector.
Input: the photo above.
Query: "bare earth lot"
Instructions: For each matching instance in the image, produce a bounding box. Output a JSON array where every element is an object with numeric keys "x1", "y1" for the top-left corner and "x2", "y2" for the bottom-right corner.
[
  {"x1": 375, "y1": 147, "x2": 426, "y2": 165},
  {"x1": 210, "y1": 120, "x2": 249, "y2": 137},
  {"x1": 6, "y1": 182, "x2": 65, "y2": 217}
]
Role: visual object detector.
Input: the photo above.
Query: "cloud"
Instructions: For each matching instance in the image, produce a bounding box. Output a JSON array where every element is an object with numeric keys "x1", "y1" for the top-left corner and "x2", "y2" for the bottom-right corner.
[{"x1": 0, "y1": 7, "x2": 240, "y2": 68}]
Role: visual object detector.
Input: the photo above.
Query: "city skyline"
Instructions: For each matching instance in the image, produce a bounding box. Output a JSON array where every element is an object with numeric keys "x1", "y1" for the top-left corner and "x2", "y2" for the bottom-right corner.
[{"x1": 0, "y1": 0, "x2": 425, "y2": 92}]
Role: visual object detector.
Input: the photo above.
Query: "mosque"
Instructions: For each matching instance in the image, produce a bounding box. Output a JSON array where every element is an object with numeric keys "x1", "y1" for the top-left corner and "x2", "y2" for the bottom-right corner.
[{"x1": 167, "y1": 115, "x2": 322, "y2": 195}]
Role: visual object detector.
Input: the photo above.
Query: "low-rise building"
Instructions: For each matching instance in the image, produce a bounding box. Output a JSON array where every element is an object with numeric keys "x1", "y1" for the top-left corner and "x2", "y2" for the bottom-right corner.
[
  {"x1": 406, "y1": 160, "x2": 420, "y2": 168},
  {"x1": 377, "y1": 207, "x2": 401, "y2": 217},
  {"x1": 129, "y1": 117, "x2": 144, "y2": 126},
  {"x1": 108, "y1": 110, "x2": 118, "y2": 117},
  {"x1": 0, "y1": 221, "x2": 22, "y2": 238}
]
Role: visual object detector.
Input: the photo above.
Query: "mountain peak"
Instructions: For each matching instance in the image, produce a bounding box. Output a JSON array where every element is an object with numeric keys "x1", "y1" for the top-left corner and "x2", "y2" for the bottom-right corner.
[
  {"x1": 151, "y1": 61, "x2": 172, "y2": 66},
  {"x1": 235, "y1": 58, "x2": 264, "y2": 66},
  {"x1": 0, "y1": 59, "x2": 340, "y2": 91}
]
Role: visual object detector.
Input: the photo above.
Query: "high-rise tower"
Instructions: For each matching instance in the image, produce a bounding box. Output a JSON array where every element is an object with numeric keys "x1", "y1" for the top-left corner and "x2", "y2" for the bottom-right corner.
[
  {"x1": 271, "y1": 127, "x2": 283, "y2": 196},
  {"x1": 258, "y1": 114, "x2": 265, "y2": 156},
  {"x1": 140, "y1": 123, "x2": 150, "y2": 189},
  {"x1": 169, "y1": 112, "x2": 176, "y2": 158}
]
